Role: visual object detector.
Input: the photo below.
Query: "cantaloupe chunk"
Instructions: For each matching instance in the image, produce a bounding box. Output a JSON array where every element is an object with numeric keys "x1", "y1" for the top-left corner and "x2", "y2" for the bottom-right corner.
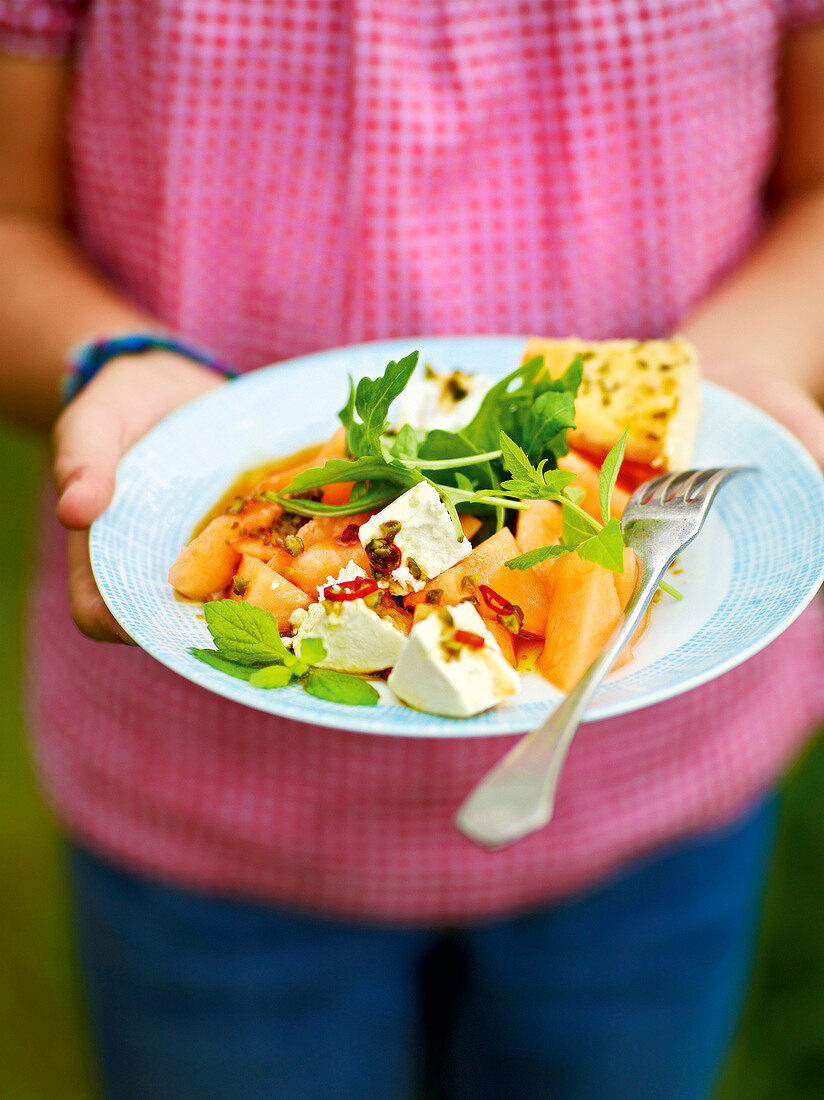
[
  {"x1": 405, "y1": 527, "x2": 548, "y2": 634},
  {"x1": 485, "y1": 620, "x2": 517, "y2": 668},
  {"x1": 405, "y1": 528, "x2": 523, "y2": 609},
  {"x1": 459, "y1": 514, "x2": 483, "y2": 541},
  {"x1": 286, "y1": 542, "x2": 372, "y2": 597},
  {"x1": 557, "y1": 450, "x2": 630, "y2": 522},
  {"x1": 297, "y1": 512, "x2": 374, "y2": 546},
  {"x1": 537, "y1": 547, "x2": 639, "y2": 691},
  {"x1": 514, "y1": 499, "x2": 563, "y2": 593},
  {"x1": 169, "y1": 515, "x2": 242, "y2": 600},
  {"x1": 229, "y1": 555, "x2": 311, "y2": 631}
]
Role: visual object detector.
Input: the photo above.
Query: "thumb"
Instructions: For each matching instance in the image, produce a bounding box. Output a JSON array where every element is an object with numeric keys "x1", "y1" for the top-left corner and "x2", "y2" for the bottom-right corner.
[{"x1": 53, "y1": 398, "x2": 125, "y2": 529}]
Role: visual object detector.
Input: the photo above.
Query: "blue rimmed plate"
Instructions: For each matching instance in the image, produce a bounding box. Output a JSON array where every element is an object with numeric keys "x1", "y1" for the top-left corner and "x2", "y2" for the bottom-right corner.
[{"x1": 89, "y1": 335, "x2": 824, "y2": 737}]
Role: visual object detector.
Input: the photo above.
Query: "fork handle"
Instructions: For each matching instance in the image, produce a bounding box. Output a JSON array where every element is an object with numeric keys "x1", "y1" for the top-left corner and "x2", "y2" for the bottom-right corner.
[{"x1": 455, "y1": 552, "x2": 673, "y2": 849}]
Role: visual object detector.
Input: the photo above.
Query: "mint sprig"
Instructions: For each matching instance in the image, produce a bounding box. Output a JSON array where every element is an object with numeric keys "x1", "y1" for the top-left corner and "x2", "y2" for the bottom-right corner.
[
  {"x1": 193, "y1": 602, "x2": 378, "y2": 706},
  {"x1": 501, "y1": 431, "x2": 629, "y2": 574}
]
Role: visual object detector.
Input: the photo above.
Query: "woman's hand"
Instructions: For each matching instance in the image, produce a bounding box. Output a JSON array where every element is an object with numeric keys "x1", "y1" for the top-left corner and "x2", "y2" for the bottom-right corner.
[{"x1": 53, "y1": 351, "x2": 228, "y2": 643}]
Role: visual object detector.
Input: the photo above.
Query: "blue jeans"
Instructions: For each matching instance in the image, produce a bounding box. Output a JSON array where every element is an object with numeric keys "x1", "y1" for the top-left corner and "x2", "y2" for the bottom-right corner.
[{"x1": 69, "y1": 797, "x2": 775, "y2": 1100}]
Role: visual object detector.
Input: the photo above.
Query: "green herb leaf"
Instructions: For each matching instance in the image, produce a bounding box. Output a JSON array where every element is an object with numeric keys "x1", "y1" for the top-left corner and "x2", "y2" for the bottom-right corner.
[
  {"x1": 598, "y1": 429, "x2": 628, "y2": 524},
  {"x1": 203, "y1": 600, "x2": 290, "y2": 665},
  {"x1": 303, "y1": 669, "x2": 380, "y2": 706},
  {"x1": 298, "y1": 637, "x2": 327, "y2": 666},
  {"x1": 190, "y1": 648, "x2": 257, "y2": 680},
  {"x1": 575, "y1": 517, "x2": 626, "y2": 572},
  {"x1": 504, "y1": 544, "x2": 571, "y2": 571},
  {"x1": 249, "y1": 664, "x2": 294, "y2": 689},
  {"x1": 561, "y1": 502, "x2": 600, "y2": 545},
  {"x1": 342, "y1": 351, "x2": 420, "y2": 457}
]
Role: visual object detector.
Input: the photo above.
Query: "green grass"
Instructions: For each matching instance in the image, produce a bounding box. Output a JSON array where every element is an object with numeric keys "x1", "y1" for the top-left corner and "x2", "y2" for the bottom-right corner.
[{"x1": 0, "y1": 419, "x2": 822, "y2": 1099}]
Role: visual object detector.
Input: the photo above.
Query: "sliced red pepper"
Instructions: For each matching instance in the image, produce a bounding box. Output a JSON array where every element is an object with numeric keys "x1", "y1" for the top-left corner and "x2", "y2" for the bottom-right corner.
[
  {"x1": 322, "y1": 577, "x2": 380, "y2": 602},
  {"x1": 479, "y1": 584, "x2": 514, "y2": 616},
  {"x1": 453, "y1": 629, "x2": 486, "y2": 650}
]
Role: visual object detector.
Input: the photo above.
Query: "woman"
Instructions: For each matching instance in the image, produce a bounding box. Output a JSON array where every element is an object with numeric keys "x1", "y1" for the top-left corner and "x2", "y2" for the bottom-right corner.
[{"x1": 1, "y1": 2, "x2": 823, "y2": 1097}]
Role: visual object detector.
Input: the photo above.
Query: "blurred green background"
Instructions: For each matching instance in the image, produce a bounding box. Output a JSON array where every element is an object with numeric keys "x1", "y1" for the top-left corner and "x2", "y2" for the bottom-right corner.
[{"x1": 1, "y1": 421, "x2": 823, "y2": 1100}]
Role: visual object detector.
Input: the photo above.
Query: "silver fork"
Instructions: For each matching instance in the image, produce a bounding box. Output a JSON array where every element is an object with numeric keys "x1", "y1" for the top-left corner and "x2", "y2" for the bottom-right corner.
[{"x1": 455, "y1": 466, "x2": 755, "y2": 850}]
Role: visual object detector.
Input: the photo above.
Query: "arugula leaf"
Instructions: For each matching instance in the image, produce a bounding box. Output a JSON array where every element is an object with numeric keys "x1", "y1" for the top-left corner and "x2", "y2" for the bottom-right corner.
[
  {"x1": 598, "y1": 430, "x2": 628, "y2": 524},
  {"x1": 303, "y1": 669, "x2": 380, "y2": 706},
  {"x1": 249, "y1": 665, "x2": 294, "y2": 689},
  {"x1": 298, "y1": 637, "x2": 327, "y2": 666},
  {"x1": 389, "y1": 423, "x2": 422, "y2": 462},
  {"x1": 190, "y1": 648, "x2": 257, "y2": 680},
  {"x1": 203, "y1": 601, "x2": 290, "y2": 665},
  {"x1": 340, "y1": 351, "x2": 420, "y2": 457},
  {"x1": 499, "y1": 433, "x2": 536, "y2": 484}
]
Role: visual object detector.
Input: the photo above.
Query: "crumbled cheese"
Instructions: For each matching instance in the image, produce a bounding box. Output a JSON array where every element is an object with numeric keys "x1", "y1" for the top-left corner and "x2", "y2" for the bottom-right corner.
[
  {"x1": 397, "y1": 368, "x2": 492, "y2": 433},
  {"x1": 388, "y1": 603, "x2": 520, "y2": 718},
  {"x1": 359, "y1": 482, "x2": 471, "y2": 595},
  {"x1": 289, "y1": 593, "x2": 406, "y2": 674}
]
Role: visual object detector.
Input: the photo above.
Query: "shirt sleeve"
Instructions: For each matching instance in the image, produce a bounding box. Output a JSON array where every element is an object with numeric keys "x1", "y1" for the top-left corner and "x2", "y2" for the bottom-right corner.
[
  {"x1": 0, "y1": 0, "x2": 89, "y2": 57},
  {"x1": 783, "y1": 0, "x2": 824, "y2": 30}
]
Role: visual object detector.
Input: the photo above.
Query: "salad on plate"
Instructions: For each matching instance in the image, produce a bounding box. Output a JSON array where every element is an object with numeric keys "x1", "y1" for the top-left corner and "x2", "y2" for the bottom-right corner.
[{"x1": 167, "y1": 339, "x2": 700, "y2": 718}]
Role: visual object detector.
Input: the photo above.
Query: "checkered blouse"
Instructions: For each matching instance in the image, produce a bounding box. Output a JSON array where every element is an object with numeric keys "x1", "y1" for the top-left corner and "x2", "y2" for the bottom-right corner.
[{"x1": 4, "y1": 0, "x2": 824, "y2": 920}]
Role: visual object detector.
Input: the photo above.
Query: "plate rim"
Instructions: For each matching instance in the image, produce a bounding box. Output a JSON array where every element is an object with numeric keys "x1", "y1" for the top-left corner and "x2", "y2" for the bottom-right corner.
[{"x1": 89, "y1": 334, "x2": 824, "y2": 737}]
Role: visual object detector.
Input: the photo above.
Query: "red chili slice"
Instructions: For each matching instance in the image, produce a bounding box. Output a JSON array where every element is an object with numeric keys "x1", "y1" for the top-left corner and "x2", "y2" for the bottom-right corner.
[
  {"x1": 322, "y1": 577, "x2": 379, "y2": 602},
  {"x1": 453, "y1": 629, "x2": 486, "y2": 650},
  {"x1": 479, "y1": 584, "x2": 514, "y2": 616}
]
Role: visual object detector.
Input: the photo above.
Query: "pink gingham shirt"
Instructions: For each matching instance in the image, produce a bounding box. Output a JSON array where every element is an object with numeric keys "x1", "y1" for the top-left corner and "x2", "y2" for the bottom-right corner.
[{"x1": 5, "y1": 0, "x2": 824, "y2": 921}]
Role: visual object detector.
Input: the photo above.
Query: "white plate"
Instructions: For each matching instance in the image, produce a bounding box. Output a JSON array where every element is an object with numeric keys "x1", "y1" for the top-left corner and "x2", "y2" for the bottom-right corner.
[{"x1": 89, "y1": 335, "x2": 824, "y2": 737}]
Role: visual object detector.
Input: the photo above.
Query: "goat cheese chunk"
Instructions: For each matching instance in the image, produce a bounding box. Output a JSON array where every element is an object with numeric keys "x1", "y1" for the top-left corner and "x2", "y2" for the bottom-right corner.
[
  {"x1": 388, "y1": 603, "x2": 520, "y2": 718},
  {"x1": 289, "y1": 564, "x2": 407, "y2": 674},
  {"x1": 398, "y1": 368, "x2": 492, "y2": 433},
  {"x1": 359, "y1": 482, "x2": 471, "y2": 595}
]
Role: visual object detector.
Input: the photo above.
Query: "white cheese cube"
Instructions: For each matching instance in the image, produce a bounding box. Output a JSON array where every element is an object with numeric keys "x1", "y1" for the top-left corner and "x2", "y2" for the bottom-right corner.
[
  {"x1": 388, "y1": 603, "x2": 520, "y2": 718},
  {"x1": 359, "y1": 482, "x2": 471, "y2": 594},
  {"x1": 290, "y1": 598, "x2": 407, "y2": 674},
  {"x1": 397, "y1": 369, "x2": 492, "y2": 433}
]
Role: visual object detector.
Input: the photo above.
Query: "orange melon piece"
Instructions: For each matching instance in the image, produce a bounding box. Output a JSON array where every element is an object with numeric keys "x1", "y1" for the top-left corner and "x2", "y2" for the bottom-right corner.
[
  {"x1": 405, "y1": 528, "x2": 523, "y2": 609},
  {"x1": 537, "y1": 553, "x2": 622, "y2": 692},
  {"x1": 514, "y1": 498, "x2": 563, "y2": 593},
  {"x1": 484, "y1": 564, "x2": 548, "y2": 636},
  {"x1": 287, "y1": 542, "x2": 372, "y2": 597},
  {"x1": 557, "y1": 449, "x2": 630, "y2": 522},
  {"x1": 169, "y1": 515, "x2": 242, "y2": 600},
  {"x1": 297, "y1": 512, "x2": 374, "y2": 546},
  {"x1": 537, "y1": 549, "x2": 643, "y2": 692},
  {"x1": 373, "y1": 592, "x2": 413, "y2": 636},
  {"x1": 459, "y1": 514, "x2": 483, "y2": 541},
  {"x1": 229, "y1": 556, "x2": 312, "y2": 631},
  {"x1": 486, "y1": 620, "x2": 517, "y2": 668}
]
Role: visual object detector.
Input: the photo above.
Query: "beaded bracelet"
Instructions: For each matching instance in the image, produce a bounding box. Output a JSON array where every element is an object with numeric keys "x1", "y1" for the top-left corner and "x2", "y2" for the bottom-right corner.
[{"x1": 62, "y1": 333, "x2": 238, "y2": 405}]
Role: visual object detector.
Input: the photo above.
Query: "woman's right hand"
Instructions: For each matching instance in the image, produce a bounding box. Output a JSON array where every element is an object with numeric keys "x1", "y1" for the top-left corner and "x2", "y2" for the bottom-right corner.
[{"x1": 53, "y1": 351, "x2": 229, "y2": 643}]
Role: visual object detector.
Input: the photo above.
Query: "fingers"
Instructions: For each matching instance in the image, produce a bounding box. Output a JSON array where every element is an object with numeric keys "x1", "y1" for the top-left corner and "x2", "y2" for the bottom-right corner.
[
  {"x1": 53, "y1": 399, "x2": 123, "y2": 529},
  {"x1": 67, "y1": 529, "x2": 135, "y2": 644}
]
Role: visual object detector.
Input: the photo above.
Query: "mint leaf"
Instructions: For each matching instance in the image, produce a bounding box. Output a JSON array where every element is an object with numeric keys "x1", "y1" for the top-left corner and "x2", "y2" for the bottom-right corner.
[
  {"x1": 504, "y1": 544, "x2": 570, "y2": 571},
  {"x1": 303, "y1": 669, "x2": 380, "y2": 706},
  {"x1": 575, "y1": 517, "x2": 626, "y2": 572},
  {"x1": 598, "y1": 430, "x2": 628, "y2": 524},
  {"x1": 249, "y1": 664, "x2": 294, "y2": 688},
  {"x1": 203, "y1": 600, "x2": 289, "y2": 665},
  {"x1": 298, "y1": 637, "x2": 327, "y2": 666},
  {"x1": 191, "y1": 648, "x2": 257, "y2": 680}
]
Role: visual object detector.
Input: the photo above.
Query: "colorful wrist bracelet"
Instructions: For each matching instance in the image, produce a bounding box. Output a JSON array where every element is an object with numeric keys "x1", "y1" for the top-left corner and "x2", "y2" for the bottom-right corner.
[{"x1": 62, "y1": 333, "x2": 238, "y2": 405}]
